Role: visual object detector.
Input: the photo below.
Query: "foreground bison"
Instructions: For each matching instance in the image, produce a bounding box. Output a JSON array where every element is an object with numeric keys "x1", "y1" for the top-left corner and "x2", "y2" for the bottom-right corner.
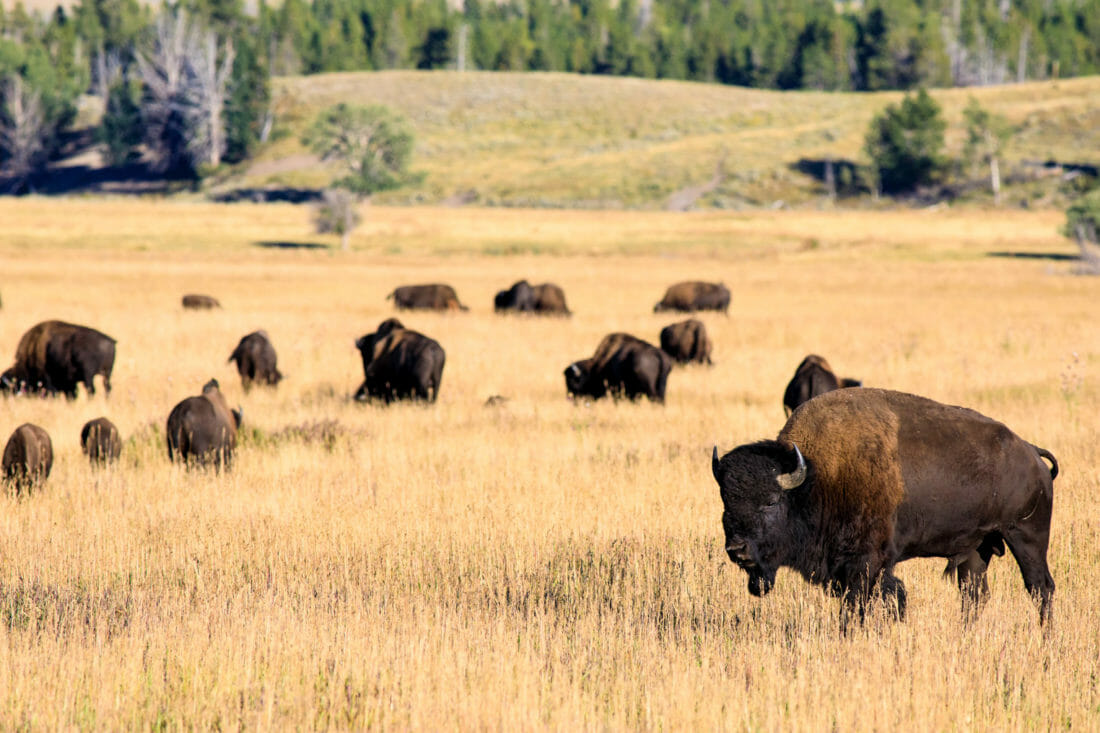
[
  {"x1": 653, "y1": 281, "x2": 730, "y2": 314},
  {"x1": 228, "y1": 331, "x2": 283, "y2": 391},
  {"x1": 1, "y1": 320, "x2": 116, "y2": 398},
  {"x1": 166, "y1": 379, "x2": 241, "y2": 468},
  {"x1": 3, "y1": 423, "x2": 53, "y2": 492},
  {"x1": 782, "y1": 354, "x2": 861, "y2": 416},
  {"x1": 660, "y1": 319, "x2": 713, "y2": 365},
  {"x1": 354, "y1": 319, "x2": 445, "y2": 403},
  {"x1": 81, "y1": 417, "x2": 122, "y2": 464},
  {"x1": 712, "y1": 388, "x2": 1057, "y2": 628},
  {"x1": 182, "y1": 294, "x2": 221, "y2": 309},
  {"x1": 565, "y1": 333, "x2": 672, "y2": 402},
  {"x1": 494, "y1": 280, "x2": 571, "y2": 315},
  {"x1": 387, "y1": 284, "x2": 468, "y2": 312}
]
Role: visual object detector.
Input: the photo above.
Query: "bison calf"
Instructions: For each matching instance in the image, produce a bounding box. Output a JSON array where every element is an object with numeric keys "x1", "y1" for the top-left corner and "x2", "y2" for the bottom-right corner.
[
  {"x1": 653, "y1": 281, "x2": 730, "y2": 314},
  {"x1": 354, "y1": 319, "x2": 445, "y2": 403},
  {"x1": 712, "y1": 388, "x2": 1057, "y2": 629},
  {"x1": 565, "y1": 332, "x2": 671, "y2": 403},
  {"x1": 388, "y1": 284, "x2": 468, "y2": 312},
  {"x1": 660, "y1": 319, "x2": 713, "y2": 365},
  {"x1": 782, "y1": 354, "x2": 861, "y2": 416},
  {"x1": 229, "y1": 331, "x2": 283, "y2": 391},
  {"x1": 81, "y1": 417, "x2": 122, "y2": 464},
  {"x1": 3, "y1": 423, "x2": 53, "y2": 493},
  {"x1": 166, "y1": 379, "x2": 242, "y2": 469}
]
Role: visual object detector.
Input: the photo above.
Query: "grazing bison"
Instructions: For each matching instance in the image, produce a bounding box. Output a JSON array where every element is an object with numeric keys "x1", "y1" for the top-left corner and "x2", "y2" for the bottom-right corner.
[
  {"x1": 653, "y1": 281, "x2": 730, "y2": 314},
  {"x1": 712, "y1": 388, "x2": 1057, "y2": 628},
  {"x1": 660, "y1": 319, "x2": 713, "y2": 365},
  {"x1": 354, "y1": 319, "x2": 445, "y2": 403},
  {"x1": 81, "y1": 417, "x2": 122, "y2": 464},
  {"x1": 3, "y1": 423, "x2": 53, "y2": 492},
  {"x1": 1, "y1": 320, "x2": 116, "y2": 398},
  {"x1": 565, "y1": 332, "x2": 672, "y2": 402},
  {"x1": 228, "y1": 331, "x2": 283, "y2": 391},
  {"x1": 782, "y1": 354, "x2": 861, "y2": 416},
  {"x1": 494, "y1": 280, "x2": 571, "y2": 315},
  {"x1": 166, "y1": 379, "x2": 242, "y2": 468},
  {"x1": 182, "y1": 294, "x2": 221, "y2": 309},
  {"x1": 387, "y1": 284, "x2": 468, "y2": 312}
]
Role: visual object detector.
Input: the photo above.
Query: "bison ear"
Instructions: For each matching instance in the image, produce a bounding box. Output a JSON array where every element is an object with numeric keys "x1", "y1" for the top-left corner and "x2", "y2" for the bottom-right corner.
[{"x1": 712, "y1": 446, "x2": 721, "y2": 484}]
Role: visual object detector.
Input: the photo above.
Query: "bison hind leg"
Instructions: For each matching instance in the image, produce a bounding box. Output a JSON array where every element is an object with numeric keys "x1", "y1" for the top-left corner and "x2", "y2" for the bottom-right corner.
[{"x1": 1003, "y1": 528, "x2": 1055, "y2": 627}]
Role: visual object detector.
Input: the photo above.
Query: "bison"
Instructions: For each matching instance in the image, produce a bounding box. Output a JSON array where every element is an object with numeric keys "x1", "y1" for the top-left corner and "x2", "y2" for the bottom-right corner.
[
  {"x1": 660, "y1": 319, "x2": 713, "y2": 365},
  {"x1": 166, "y1": 379, "x2": 242, "y2": 469},
  {"x1": 3, "y1": 423, "x2": 53, "y2": 492},
  {"x1": 565, "y1": 332, "x2": 672, "y2": 403},
  {"x1": 81, "y1": 417, "x2": 122, "y2": 464},
  {"x1": 494, "y1": 280, "x2": 571, "y2": 315},
  {"x1": 354, "y1": 318, "x2": 445, "y2": 403},
  {"x1": 1, "y1": 320, "x2": 116, "y2": 398},
  {"x1": 653, "y1": 281, "x2": 730, "y2": 314},
  {"x1": 182, "y1": 294, "x2": 221, "y2": 309},
  {"x1": 782, "y1": 354, "x2": 861, "y2": 416},
  {"x1": 712, "y1": 388, "x2": 1057, "y2": 628},
  {"x1": 387, "y1": 284, "x2": 468, "y2": 312},
  {"x1": 228, "y1": 331, "x2": 283, "y2": 391}
]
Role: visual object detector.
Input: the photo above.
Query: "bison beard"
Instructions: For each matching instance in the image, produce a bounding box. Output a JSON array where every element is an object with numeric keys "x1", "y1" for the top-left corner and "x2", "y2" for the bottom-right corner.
[{"x1": 712, "y1": 388, "x2": 1057, "y2": 630}]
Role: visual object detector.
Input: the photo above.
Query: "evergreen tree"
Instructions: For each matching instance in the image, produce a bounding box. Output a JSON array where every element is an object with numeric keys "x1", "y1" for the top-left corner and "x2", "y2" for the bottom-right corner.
[{"x1": 863, "y1": 88, "x2": 946, "y2": 195}]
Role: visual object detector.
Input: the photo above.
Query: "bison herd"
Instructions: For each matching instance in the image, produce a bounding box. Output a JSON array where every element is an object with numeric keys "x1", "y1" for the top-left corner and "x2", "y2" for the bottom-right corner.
[{"x1": 1, "y1": 276, "x2": 1060, "y2": 631}]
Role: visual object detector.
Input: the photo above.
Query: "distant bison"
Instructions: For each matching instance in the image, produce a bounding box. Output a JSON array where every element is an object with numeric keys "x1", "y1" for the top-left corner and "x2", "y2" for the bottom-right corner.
[
  {"x1": 3, "y1": 423, "x2": 53, "y2": 492},
  {"x1": 166, "y1": 379, "x2": 241, "y2": 469},
  {"x1": 354, "y1": 318, "x2": 445, "y2": 403},
  {"x1": 494, "y1": 280, "x2": 571, "y2": 315},
  {"x1": 713, "y1": 388, "x2": 1057, "y2": 628},
  {"x1": 660, "y1": 319, "x2": 713, "y2": 365},
  {"x1": 653, "y1": 281, "x2": 730, "y2": 314},
  {"x1": 228, "y1": 331, "x2": 283, "y2": 391},
  {"x1": 1, "y1": 320, "x2": 116, "y2": 398},
  {"x1": 388, "y1": 284, "x2": 468, "y2": 312},
  {"x1": 782, "y1": 354, "x2": 861, "y2": 416},
  {"x1": 565, "y1": 332, "x2": 672, "y2": 403},
  {"x1": 81, "y1": 417, "x2": 122, "y2": 464},
  {"x1": 182, "y1": 294, "x2": 221, "y2": 309}
]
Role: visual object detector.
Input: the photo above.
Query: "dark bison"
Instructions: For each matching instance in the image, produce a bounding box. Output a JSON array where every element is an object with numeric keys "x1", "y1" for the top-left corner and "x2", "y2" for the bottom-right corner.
[
  {"x1": 3, "y1": 423, "x2": 53, "y2": 492},
  {"x1": 387, "y1": 284, "x2": 468, "y2": 312},
  {"x1": 81, "y1": 417, "x2": 122, "y2": 464},
  {"x1": 228, "y1": 331, "x2": 283, "y2": 391},
  {"x1": 494, "y1": 280, "x2": 571, "y2": 315},
  {"x1": 565, "y1": 332, "x2": 672, "y2": 402},
  {"x1": 354, "y1": 318, "x2": 445, "y2": 403},
  {"x1": 166, "y1": 379, "x2": 242, "y2": 468},
  {"x1": 653, "y1": 281, "x2": 730, "y2": 314},
  {"x1": 1, "y1": 320, "x2": 116, "y2": 398},
  {"x1": 782, "y1": 354, "x2": 861, "y2": 416},
  {"x1": 712, "y1": 388, "x2": 1057, "y2": 628},
  {"x1": 182, "y1": 294, "x2": 221, "y2": 309},
  {"x1": 660, "y1": 319, "x2": 713, "y2": 365}
]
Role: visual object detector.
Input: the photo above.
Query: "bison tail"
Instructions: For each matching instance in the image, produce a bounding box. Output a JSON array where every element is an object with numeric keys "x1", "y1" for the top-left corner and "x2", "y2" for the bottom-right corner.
[{"x1": 1033, "y1": 445, "x2": 1059, "y2": 480}]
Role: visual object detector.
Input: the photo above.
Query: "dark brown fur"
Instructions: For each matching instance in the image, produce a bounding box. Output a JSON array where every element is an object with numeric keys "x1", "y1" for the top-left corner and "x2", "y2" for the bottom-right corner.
[
  {"x1": 2, "y1": 320, "x2": 116, "y2": 398},
  {"x1": 81, "y1": 417, "x2": 122, "y2": 464},
  {"x1": 782, "y1": 354, "x2": 861, "y2": 416},
  {"x1": 354, "y1": 320, "x2": 445, "y2": 403},
  {"x1": 565, "y1": 333, "x2": 672, "y2": 402},
  {"x1": 388, "y1": 284, "x2": 469, "y2": 312},
  {"x1": 166, "y1": 379, "x2": 241, "y2": 469},
  {"x1": 659, "y1": 319, "x2": 713, "y2": 365},
  {"x1": 653, "y1": 281, "x2": 730, "y2": 314},
  {"x1": 495, "y1": 280, "x2": 571, "y2": 315},
  {"x1": 182, "y1": 294, "x2": 221, "y2": 309},
  {"x1": 3, "y1": 423, "x2": 53, "y2": 493},
  {"x1": 228, "y1": 331, "x2": 283, "y2": 391}
]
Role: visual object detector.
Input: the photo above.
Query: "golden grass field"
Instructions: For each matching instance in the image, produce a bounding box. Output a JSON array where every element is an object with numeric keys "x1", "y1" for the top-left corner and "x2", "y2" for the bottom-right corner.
[{"x1": 0, "y1": 197, "x2": 1098, "y2": 728}]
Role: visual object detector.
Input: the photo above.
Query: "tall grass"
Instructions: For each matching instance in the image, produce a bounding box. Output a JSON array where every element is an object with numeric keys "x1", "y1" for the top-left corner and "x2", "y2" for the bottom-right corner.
[{"x1": 0, "y1": 199, "x2": 1097, "y2": 728}]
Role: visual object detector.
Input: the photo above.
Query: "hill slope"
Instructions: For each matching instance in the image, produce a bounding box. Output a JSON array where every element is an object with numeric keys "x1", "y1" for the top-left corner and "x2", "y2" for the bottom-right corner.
[{"x1": 226, "y1": 71, "x2": 1100, "y2": 209}]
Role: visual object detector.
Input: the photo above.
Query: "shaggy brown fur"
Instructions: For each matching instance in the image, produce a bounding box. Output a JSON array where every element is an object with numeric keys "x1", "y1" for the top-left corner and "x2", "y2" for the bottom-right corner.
[
  {"x1": 81, "y1": 417, "x2": 122, "y2": 464},
  {"x1": 565, "y1": 333, "x2": 672, "y2": 402},
  {"x1": 166, "y1": 379, "x2": 241, "y2": 469},
  {"x1": 653, "y1": 281, "x2": 730, "y2": 314},
  {"x1": 228, "y1": 331, "x2": 283, "y2": 391},
  {"x1": 354, "y1": 321, "x2": 445, "y2": 403},
  {"x1": 782, "y1": 354, "x2": 861, "y2": 416},
  {"x1": 182, "y1": 294, "x2": 221, "y2": 309},
  {"x1": 659, "y1": 319, "x2": 713, "y2": 365},
  {"x1": 3, "y1": 320, "x2": 116, "y2": 398},
  {"x1": 387, "y1": 284, "x2": 469, "y2": 312},
  {"x1": 3, "y1": 423, "x2": 53, "y2": 493}
]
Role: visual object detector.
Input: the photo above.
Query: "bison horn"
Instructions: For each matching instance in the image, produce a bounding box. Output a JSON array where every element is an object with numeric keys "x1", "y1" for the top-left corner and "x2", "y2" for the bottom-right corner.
[
  {"x1": 776, "y1": 443, "x2": 806, "y2": 490},
  {"x1": 712, "y1": 446, "x2": 721, "y2": 483}
]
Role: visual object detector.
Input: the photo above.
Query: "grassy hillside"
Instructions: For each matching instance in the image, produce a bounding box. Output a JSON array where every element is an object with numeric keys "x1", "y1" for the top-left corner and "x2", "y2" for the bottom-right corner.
[{"x1": 224, "y1": 71, "x2": 1100, "y2": 209}]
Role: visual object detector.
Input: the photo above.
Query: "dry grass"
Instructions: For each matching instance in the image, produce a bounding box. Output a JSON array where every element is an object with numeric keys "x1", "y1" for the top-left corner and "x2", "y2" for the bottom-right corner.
[{"x1": 0, "y1": 198, "x2": 1098, "y2": 729}]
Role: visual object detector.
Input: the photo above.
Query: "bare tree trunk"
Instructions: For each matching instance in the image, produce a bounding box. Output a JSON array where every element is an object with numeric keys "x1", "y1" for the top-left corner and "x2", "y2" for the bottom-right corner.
[
  {"x1": 0, "y1": 75, "x2": 46, "y2": 190},
  {"x1": 990, "y1": 154, "x2": 1001, "y2": 206},
  {"x1": 1017, "y1": 26, "x2": 1030, "y2": 82},
  {"x1": 191, "y1": 32, "x2": 235, "y2": 168}
]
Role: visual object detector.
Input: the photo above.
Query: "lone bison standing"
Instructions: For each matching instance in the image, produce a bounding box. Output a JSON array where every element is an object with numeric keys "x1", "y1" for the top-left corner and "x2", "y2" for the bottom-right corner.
[
  {"x1": 354, "y1": 318, "x2": 445, "y2": 403},
  {"x1": 166, "y1": 379, "x2": 241, "y2": 469},
  {"x1": 659, "y1": 319, "x2": 713, "y2": 365},
  {"x1": 712, "y1": 388, "x2": 1057, "y2": 628},
  {"x1": 81, "y1": 417, "x2": 122, "y2": 464},
  {"x1": 1, "y1": 320, "x2": 116, "y2": 398},
  {"x1": 228, "y1": 331, "x2": 283, "y2": 391},
  {"x1": 565, "y1": 332, "x2": 672, "y2": 403},
  {"x1": 3, "y1": 423, "x2": 53, "y2": 492},
  {"x1": 653, "y1": 281, "x2": 730, "y2": 314},
  {"x1": 182, "y1": 294, "x2": 221, "y2": 309},
  {"x1": 782, "y1": 354, "x2": 861, "y2": 416},
  {"x1": 388, "y1": 284, "x2": 468, "y2": 312},
  {"x1": 494, "y1": 280, "x2": 571, "y2": 315}
]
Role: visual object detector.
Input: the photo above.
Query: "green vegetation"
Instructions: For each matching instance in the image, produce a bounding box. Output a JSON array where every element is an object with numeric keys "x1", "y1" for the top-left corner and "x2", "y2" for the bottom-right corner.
[
  {"x1": 863, "y1": 88, "x2": 946, "y2": 195},
  {"x1": 301, "y1": 103, "x2": 417, "y2": 196}
]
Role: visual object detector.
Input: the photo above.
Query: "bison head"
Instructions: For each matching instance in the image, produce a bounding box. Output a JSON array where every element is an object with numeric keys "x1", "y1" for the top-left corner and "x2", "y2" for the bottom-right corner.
[
  {"x1": 564, "y1": 359, "x2": 596, "y2": 399},
  {"x1": 711, "y1": 441, "x2": 808, "y2": 597}
]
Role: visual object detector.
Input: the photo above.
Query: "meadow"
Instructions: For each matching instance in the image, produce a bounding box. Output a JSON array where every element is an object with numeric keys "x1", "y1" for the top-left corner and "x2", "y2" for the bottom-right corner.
[{"x1": 0, "y1": 197, "x2": 1098, "y2": 728}]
